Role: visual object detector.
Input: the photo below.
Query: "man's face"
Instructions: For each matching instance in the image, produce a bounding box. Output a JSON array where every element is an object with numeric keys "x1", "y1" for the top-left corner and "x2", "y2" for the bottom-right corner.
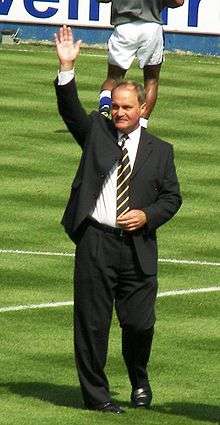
[{"x1": 111, "y1": 86, "x2": 146, "y2": 134}]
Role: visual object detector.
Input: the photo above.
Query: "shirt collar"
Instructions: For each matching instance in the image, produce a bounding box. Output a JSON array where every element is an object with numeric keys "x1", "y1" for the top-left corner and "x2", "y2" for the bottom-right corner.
[{"x1": 118, "y1": 125, "x2": 141, "y2": 141}]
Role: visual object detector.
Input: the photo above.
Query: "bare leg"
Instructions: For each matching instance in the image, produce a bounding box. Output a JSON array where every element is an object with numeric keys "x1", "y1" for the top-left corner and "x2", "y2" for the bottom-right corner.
[
  {"x1": 101, "y1": 63, "x2": 127, "y2": 91},
  {"x1": 143, "y1": 63, "x2": 162, "y2": 119}
]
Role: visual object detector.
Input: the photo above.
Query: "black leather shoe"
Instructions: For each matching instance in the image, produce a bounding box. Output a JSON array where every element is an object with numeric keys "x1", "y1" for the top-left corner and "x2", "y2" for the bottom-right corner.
[
  {"x1": 92, "y1": 401, "x2": 125, "y2": 414},
  {"x1": 131, "y1": 387, "x2": 152, "y2": 408}
]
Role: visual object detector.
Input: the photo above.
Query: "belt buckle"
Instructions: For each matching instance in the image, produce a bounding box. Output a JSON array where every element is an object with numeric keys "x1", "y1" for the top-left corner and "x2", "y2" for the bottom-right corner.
[{"x1": 119, "y1": 228, "x2": 124, "y2": 238}]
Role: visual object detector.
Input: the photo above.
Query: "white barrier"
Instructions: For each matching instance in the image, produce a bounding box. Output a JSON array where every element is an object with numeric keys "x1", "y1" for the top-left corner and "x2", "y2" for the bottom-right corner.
[{"x1": 0, "y1": 0, "x2": 219, "y2": 35}]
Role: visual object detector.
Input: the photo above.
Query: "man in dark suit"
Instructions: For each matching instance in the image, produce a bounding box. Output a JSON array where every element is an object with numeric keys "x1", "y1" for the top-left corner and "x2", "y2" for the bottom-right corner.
[{"x1": 54, "y1": 25, "x2": 182, "y2": 414}]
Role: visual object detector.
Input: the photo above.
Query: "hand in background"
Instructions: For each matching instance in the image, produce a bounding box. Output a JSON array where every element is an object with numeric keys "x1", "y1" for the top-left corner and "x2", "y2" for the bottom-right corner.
[
  {"x1": 162, "y1": 0, "x2": 184, "y2": 8},
  {"x1": 54, "y1": 25, "x2": 81, "y2": 71}
]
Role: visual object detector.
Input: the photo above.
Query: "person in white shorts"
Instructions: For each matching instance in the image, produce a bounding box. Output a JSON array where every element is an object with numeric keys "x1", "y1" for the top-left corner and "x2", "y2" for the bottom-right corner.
[{"x1": 98, "y1": 0, "x2": 184, "y2": 127}]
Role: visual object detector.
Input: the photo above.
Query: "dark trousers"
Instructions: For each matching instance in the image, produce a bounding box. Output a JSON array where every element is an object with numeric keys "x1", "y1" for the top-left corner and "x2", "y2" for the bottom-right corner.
[{"x1": 74, "y1": 222, "x2": 158, "y2": 407}]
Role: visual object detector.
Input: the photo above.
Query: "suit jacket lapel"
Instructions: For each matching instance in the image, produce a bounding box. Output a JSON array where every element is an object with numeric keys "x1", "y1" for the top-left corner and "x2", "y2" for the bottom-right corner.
[
  {"x1": 130, "y1": 128, "x2": 153, "y2": 180},
  {"x1": 99, "y1": 120, "x2": 121, "y2": 168}
]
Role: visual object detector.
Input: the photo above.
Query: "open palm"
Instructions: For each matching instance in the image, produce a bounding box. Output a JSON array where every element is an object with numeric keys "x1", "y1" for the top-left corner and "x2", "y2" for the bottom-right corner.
[{"x1": 55, "y1": 25, "x2": 81, "y2": 65}]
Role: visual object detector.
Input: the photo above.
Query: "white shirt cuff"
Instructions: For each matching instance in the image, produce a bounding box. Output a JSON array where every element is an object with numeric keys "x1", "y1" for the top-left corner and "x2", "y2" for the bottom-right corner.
[{"x1": 58, "y1": 69, "x2": 75, "y2": 86}]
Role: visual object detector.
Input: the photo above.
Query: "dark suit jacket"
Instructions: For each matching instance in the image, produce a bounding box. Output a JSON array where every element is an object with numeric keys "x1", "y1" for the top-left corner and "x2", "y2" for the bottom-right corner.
[{"x1": 55, "y1": 78, "x2": 182, "y2": 275}]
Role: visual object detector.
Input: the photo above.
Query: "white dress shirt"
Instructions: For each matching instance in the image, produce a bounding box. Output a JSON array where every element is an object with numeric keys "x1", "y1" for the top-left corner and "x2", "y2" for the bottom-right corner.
[
  {"x1": 58, "y1": 69, "x2": 75, "y2": 85},
  {"x1": 91, "y1": 128, "x2": 141, "y2": 227}
]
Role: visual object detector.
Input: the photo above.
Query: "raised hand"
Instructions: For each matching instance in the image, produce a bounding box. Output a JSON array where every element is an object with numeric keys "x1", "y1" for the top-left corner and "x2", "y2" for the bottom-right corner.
[{"x1": 54, "y1": 25, "x2": 81, "y2": 71}]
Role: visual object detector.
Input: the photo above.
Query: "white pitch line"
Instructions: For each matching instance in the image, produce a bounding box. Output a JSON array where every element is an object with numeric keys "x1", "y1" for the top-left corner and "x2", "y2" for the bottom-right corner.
[
  {"x1": 0, "y1": 248, "x2": 219, "y2": 267},
  {"x1": 0, "y1": 249, "x2": 73, "y2": 257},
  {"x1": 158, "y1": 258, "x2": 220, "y2": 267},
  {"x1": 157, "y1": 286, "x2": 220, "y2": 297},
  {"x1": 2, "y1": 47, "x2": 107, "y2": 58},
  {"x1": 0, "y1": 286, "x2": 219, "y2": 313},
  {"x1": 0, "y1": 301, "x2": 73, "y2": 313}
]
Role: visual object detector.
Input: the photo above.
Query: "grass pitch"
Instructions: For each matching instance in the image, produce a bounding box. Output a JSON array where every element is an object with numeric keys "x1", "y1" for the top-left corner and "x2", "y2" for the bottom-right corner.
[{"x1": 0, "y1": 44, "x2": 219, "y2": 425}]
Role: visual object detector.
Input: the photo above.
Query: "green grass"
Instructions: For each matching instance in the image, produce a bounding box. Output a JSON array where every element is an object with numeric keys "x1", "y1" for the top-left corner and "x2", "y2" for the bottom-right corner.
[
  {"x1": 0, "y1": 44, "x2": 219, "y2": 424},
  {"x1": 0, "y1": 292, "x2": 219, "y2": 425}
]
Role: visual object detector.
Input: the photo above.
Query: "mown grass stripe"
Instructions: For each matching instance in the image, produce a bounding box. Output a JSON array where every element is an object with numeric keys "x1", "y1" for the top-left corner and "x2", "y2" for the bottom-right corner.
[
  {"x1": 1, "y1": 48, "x2": 219, "y2": 65},
  {"x1": 0, "y1": 286, "x2": 219, "y2": 313}
]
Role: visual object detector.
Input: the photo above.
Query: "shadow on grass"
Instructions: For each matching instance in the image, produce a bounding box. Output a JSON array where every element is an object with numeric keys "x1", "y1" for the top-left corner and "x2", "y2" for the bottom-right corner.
[
  {"x1": 54, "y1": 129, "x2": 69, "y2": 134},
  {"x1": 3, "y1": 383, "x2": 219, "y2": 421},
  {"x1": 153, "y1": 402, "x2": 220, "y2": 423},
  {"x1": 1, "y1": 382, "x2": 83, "y2": 409}
]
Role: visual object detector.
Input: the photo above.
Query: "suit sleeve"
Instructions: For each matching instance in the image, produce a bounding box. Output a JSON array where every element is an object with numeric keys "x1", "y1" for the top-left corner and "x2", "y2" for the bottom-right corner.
[
  {"x1": 143, "y1": 145, "x2": 182, "y2": 232},
  {"x1": 54, "y1": 77, "x2": 92, "y2": 149}
]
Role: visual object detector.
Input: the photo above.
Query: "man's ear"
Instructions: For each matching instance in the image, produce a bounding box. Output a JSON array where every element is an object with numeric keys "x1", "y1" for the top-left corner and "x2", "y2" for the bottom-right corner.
[{"x1": 140, "y1": 102, "x2": 147, "y2": 116}]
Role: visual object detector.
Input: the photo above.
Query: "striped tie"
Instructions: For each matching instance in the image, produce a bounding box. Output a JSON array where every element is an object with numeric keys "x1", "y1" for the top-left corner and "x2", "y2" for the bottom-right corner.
[{"x1": 116, "y1": 134, "x2": 131, "y2": 218}]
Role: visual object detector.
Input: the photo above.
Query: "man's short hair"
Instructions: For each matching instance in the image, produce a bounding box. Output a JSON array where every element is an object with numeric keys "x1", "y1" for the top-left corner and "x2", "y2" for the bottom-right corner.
[{"x1": 112, "y1": 80, "x2": 146, "y2": 105}]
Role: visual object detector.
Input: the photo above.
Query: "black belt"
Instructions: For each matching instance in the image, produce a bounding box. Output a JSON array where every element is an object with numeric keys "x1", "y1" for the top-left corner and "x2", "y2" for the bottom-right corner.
[{"x1": 87, "y1": 217, "x2": 133, "y2": 239}]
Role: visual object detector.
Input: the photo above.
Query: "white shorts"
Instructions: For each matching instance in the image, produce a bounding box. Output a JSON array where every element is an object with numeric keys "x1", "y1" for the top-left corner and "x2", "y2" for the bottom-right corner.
[{"x1": 108, "y1": 21, "x2": 164, "y2": 70}]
